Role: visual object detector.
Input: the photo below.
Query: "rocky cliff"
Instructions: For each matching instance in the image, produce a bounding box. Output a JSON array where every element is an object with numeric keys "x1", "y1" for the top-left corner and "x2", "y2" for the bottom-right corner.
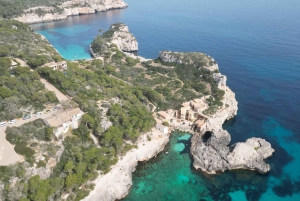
[
  {"x1": 82, "y1": 128, "x2": 169, "y2": 201},
  {"x1": 90, "y1": 23, "x2": 138, "y2": 57},
  {"x1": 110, "y1": 24, "x2": 138, "y2": 52},
  {"x1": 190, "y1": 86, "x2": 275, "y2": 174},
  {"x1": 13, "y1": 0, "x2": 128, "y2": 24},
  {"x1": 159, "y1": 50, "x2": 219, "y2": 71}
]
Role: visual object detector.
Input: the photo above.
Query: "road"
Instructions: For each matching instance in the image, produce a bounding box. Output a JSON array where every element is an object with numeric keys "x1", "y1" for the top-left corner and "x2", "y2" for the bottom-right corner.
[
  {"x1": 40, "y1": 78, "x2": 69, "y2": 102},
  {"x1": 0, "y1": 110, "x2": 59, "y2": 166}
]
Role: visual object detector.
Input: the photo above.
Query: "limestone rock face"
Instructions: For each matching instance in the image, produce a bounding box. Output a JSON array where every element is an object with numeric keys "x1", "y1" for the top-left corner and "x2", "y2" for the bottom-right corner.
[
  {"x1": 191, "y1": 129, "x2": 231, "y2": 173},
  {"x1": 94, "y1": 0, "x2": 128, "y2": 11},
  {"x1": 227, "y1": 138, "x2": 275, "y2": 173},
  {"x1": 212, "y1": 73, "x2": 227, "y2": 89},
  {"x1": 191, "y1": 86, "x2": 275, "y2": 174},
  {"x1": 13, "y1": 0, "x2": 128, "y2": 24},
  {"x1": 158, "y1": 51, "x2": 218, "y2": 71},
  {"x1": 110, "y1": 24, "x2": 138, "y2": 52}
]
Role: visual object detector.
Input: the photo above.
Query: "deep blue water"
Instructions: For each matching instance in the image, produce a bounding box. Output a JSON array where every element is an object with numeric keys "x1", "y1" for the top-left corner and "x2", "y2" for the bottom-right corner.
[{"x1": 32, "y1": 0, "x2": 300, "y2": 200}]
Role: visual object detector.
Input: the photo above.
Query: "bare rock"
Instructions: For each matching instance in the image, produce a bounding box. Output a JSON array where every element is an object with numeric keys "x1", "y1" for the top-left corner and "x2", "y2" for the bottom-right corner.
[
  {"x1": 191, "y1": 87, "x2": 275, "y2": 174},
  {"x1": 110, "y1": 24, "x2": 138, "y2": 52}
]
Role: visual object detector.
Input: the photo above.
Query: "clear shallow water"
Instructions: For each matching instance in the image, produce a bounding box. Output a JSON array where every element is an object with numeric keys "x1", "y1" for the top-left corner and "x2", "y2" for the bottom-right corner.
[{"x1": 32, "y1": 0, "x2": 300, "y2": 200}]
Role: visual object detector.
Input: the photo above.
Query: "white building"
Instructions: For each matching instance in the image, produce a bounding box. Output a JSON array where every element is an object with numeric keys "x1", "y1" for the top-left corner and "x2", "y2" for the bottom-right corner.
[
  {"x1": 156, "y1": 124, "x2": 169, "y2": 135},
  {"x1": 43, "y1": 108, "x2": 84, "y2": 137},
  {"x1": 43, "y1": 61, "x2": 67, "y2": 71}
]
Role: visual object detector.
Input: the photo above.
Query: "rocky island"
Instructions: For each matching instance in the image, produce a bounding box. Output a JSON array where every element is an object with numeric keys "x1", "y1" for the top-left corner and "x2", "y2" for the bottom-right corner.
[{"x1": 13, "y1": 0, "x2": 128, "y2": 24}]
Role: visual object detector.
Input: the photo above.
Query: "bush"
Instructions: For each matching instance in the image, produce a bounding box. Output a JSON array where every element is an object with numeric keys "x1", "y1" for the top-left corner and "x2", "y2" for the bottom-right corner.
[
  {"x1": 14, "y1": 142, "x2": 35, "y2": 159},
  {"x1": 162, "y1": 121, "x2": 169, "y2": 126},
  {"x1": 37, "y1": 160, "x2": 46, "y2": 168}
]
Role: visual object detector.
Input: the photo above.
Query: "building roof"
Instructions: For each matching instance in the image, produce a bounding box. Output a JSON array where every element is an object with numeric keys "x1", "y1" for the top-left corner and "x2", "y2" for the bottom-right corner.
[
  {"x1": 44, "y1": 108, "x2": 83, "y2": 128},
  {"x1": 181, "y1": 102, "x2": 190, "y2": 107},
  {"x1": 158, "y1": 111, "x2": 169, "y2": 119},
  {"x1": 67, "y1": 108, "x2": 83, "y2": 117},
  {"x1": 44, "y1": 62, "x2": 57, "y2": 67}
]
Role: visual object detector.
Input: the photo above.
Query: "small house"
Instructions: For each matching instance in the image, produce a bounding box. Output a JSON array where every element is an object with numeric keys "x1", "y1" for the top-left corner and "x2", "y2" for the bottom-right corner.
[{"x1": 156, "y1": 124, "x2": 169, "y2": 135}]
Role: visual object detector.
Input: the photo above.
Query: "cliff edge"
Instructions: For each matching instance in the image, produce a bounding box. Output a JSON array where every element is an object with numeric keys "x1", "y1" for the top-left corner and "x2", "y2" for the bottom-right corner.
[
  {"x1": 90, "y1": 23, "x2": 138, "y2": 57},
  {"x1": 190, "y1": 83, "x2": 275, "y2": 174},
  {"x1": 13, "y1": 0, "x2": 128, "y2": 24}
]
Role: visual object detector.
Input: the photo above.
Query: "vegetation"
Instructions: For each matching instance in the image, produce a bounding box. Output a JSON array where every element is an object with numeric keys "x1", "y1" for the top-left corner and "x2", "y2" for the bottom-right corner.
[
  {"x1": 0, "y1": 19, "x2": 226, "y2": 200},
  {"x1": 2, "y1": 121, "x2": 116, "y2": 201},
  {"x1": 0, "y1": 19, "x2": 61, "y2": 67},
  {"x1": 91, "y1": 23, "x2": 225, "y2": 112},
  {"x1": 6, "y1": 119, "x2": 57, "y2": 164},
  {"x1": 91, "y1": 23, "x2": 125, "y2": 56},
  {"x1": 0, "y1": 0, "x2": 70, "y2": 18},
  {"x1": 0, "y1": 58, "x2": 58, "y2": 121}
]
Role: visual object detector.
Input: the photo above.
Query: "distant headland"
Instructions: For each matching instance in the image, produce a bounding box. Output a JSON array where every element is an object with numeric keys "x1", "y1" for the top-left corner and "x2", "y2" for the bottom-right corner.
[{"x1": 13, "y1": 0, "x2": 128, "y2": 24}]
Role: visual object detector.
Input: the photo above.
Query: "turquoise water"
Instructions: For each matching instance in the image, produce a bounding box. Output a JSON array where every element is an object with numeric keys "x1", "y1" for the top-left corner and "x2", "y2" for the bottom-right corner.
[
  {"x1": 123, "y1": 132, "x2": 211, "y2": 201},
  {"x1": 31, "y1": 0, "x2": 300, "y2": 200}
]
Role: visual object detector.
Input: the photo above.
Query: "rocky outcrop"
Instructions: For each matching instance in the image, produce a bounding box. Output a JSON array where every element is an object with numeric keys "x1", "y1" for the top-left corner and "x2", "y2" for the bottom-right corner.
[
  {"x1": 159, "y1": 51, "x2": 217, "y2": 69},
  {"x1": 191, "y1": 86, "x2": 275, "y2": 174},
  {"x1": 212, "y1": 73, "x2": 227, "y2": 89},
  {"x1": 13, "y1": 0, "x2": 128, "y2": 24},
  {"x1": 110, "y1": 24, "x2": 138, "y2": 52},
  {"x1": 90, "y1": 23, "x2": 138, "y2": 57}
]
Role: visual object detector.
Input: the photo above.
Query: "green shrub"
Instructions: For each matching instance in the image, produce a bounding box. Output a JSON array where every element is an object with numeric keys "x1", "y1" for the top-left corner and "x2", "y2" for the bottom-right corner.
[{"x1": 15, "y1": 142, "x2": 35, "y2": 159}]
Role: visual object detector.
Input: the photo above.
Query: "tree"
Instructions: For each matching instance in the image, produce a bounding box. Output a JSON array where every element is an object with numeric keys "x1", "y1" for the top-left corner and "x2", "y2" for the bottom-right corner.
[
  {"x1": 45, "y1": 91, "x2": 58, "y2": 103},
  {"x1": 0, "y1": 87, "x2": 11, "y2": 98},
  {"x1": 82, "y1": 114, "x2": 95, "y2": 128},
  {"x1": 45, "y1": 127, "x2": 54, "y2": 141},
  {"x1": 162, "y1": 121, "x2": 169, "y2": 126},
  {"x1": 64, "y1": 161, "x2": 74, "y2": 174}
]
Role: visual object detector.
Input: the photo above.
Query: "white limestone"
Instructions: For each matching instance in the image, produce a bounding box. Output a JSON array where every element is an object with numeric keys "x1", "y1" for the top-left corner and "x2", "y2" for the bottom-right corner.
[{"x1": 13, "y1": 0, "x2": 128, "y2": 24}]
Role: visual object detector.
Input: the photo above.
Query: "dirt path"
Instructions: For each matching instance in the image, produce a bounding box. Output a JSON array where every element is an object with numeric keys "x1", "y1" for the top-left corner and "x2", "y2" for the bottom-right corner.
[{"x1": 40, "y1": 78, "x2": 70, "y2": 102}]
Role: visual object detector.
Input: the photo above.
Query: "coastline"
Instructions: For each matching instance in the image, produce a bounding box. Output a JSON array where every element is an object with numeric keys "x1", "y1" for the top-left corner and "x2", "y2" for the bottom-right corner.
[
  {"x1": 13, "y1": 2, "x2": 128, "y2": 25},
  {"x1": 82, "y1": 127, "x2": 170, "y2": 201}
]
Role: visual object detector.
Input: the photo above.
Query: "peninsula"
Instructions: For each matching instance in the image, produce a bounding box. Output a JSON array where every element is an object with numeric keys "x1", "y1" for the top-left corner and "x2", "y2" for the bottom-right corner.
[{"x1": 81, "y1": 23, "x2": 275, "y2": 200}]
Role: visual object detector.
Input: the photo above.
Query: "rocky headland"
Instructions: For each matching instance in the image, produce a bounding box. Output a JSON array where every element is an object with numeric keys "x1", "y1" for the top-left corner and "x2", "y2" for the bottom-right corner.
[
  {"x1": 160, "y1": 50, "x2": 274, "y2": 174},
  {"x1": 190, "y1": 82, "x2": 275, "y2": 174},
  {"x1": 110, "y1": 24, "x2": 138, "y2": 52},
  {"x1": 13, "y1": 0, "x2": 128, "y2": 24},
  {"x1": 90, "y1": 22, "x2": 140, "y2": 60},
  {"x1": 79, "y1": 22, "x2": 274, "y2": 200}
]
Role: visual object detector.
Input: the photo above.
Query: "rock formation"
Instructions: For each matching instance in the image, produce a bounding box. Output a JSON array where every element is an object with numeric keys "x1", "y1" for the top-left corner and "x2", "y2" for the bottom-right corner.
[
  {"x1": 82, "y1": 128, "x2": 169, "y2": 201},
  {"x1": 212, "y1": 73, "x2": 227, "y2": 89},
  {"x1": 110, "y1": 24, "x2": 138, "y2": 52},
  {"x1": 13, "y1": 0, "x2": 128, "y2": 24},
  {"x1": 90, "y1": 23, "x2": 138, "y2": 57},
  {"x1": 159, "y1": 50, "x2": 219, "y2": 70},
  {"x1": 190, "y1": 85, "x2": 275, "y2": 174}
]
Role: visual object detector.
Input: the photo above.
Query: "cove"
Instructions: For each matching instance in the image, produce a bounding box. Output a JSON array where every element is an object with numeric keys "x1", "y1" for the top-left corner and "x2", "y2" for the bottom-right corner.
[{"x1": 32, "y1": 0, "x2": 300, "y2": 200}]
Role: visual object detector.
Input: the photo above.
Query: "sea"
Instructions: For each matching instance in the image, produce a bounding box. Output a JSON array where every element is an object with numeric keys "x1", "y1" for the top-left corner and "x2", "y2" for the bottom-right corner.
[{"x1": 31, "y1": 0, "x2": 300, "y2": 200}]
